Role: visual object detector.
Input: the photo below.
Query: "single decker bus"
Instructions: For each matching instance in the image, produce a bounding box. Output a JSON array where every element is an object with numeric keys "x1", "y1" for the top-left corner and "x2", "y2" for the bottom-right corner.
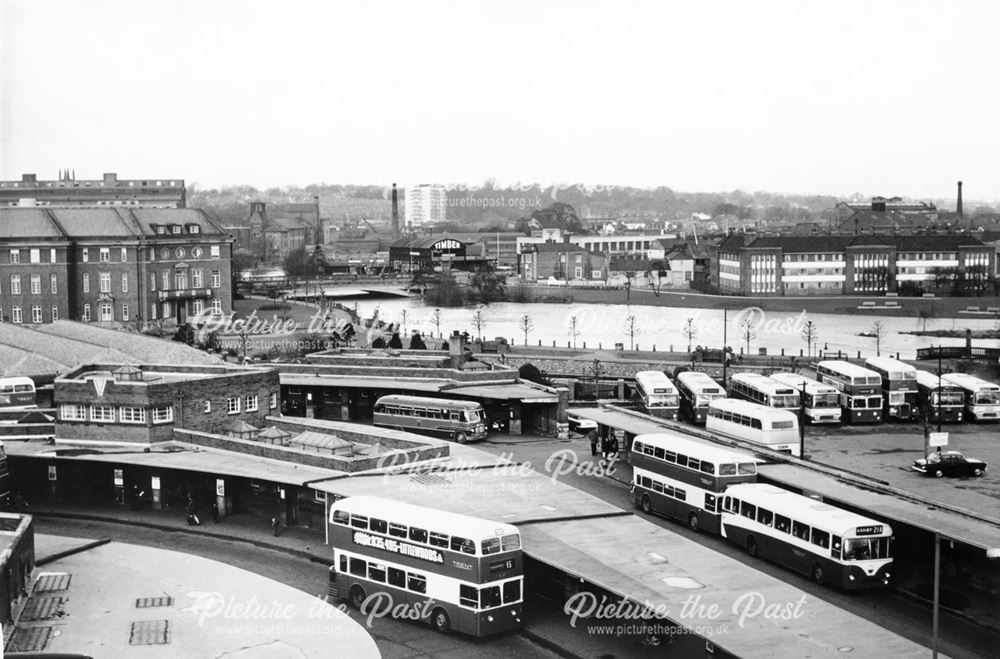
[
  {"x1": 706, "y1": 399, "x2": 801, "y2": 457},
  {"x1": 373, "y1": 395, "x2": 487, "y2": 443},
  {"x1": 941, "y1": 373, "x2": 1000, "y2": 421},
  {"x1": 729, "y1": 372, "x2": 800, "y2": 409}
]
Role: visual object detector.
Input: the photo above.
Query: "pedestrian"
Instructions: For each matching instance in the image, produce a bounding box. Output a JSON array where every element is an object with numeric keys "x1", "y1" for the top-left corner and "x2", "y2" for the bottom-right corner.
[
  {"x1": 211, "y1": 501, "x2": 220, "y2": 523},
  {"x1": 609, "y1": 434, "x2": 620, "y2": 462},
  {"x1": 271, "y1": 515, "x2": 282, "y2": 537},
  {"x1": 588, "y1": 430, "x2": 599, "y2": 457}
]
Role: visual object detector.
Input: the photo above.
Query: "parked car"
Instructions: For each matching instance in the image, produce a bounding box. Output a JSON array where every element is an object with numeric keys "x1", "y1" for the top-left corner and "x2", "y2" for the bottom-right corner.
[
  {"x1": 567, "y1": 414, "x2": 598, "y2": 435},
  {"x1": 912, "y1": 450, "x2": 987, "y2": 477}
]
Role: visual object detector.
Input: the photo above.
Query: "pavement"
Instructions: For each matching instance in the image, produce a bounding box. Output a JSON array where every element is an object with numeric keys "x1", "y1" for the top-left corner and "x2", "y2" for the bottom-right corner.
[{"x1": 8, "y1": 529, "x2": 380, "y2": 658}]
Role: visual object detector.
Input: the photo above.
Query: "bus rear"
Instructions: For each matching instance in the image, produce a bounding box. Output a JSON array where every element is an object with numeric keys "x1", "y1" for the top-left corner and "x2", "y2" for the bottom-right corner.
[
  {"x1": 0, "y1": 377, "x2": 37, "y2": 411},
  {"x1": 635, "y1": 372, "x2": 680, "y2": 420}
]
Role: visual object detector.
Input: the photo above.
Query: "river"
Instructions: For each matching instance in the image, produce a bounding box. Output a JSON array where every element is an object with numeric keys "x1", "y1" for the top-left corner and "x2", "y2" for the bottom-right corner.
[{"x1": 346, "y1": 298, "x2": 1000, "y2": 359}]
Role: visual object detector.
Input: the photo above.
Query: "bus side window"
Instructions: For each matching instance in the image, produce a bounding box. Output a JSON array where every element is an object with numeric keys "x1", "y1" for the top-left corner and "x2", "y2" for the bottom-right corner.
[
  {"x1": 407, "y1": 573, "x2": 426, "y2": 594},
  {"x1": 675, "y1": 454, "x2": 688, "y2": 467},
  {"x1": 368, "y1": 563, "x2": 387, "y2": 583},
  {"x1": 633, "y1": 441, "x2": 644, "y2": 453},
  {"x1": 700, "y1": 461, "x2": 715, "y2": 474},
  {"x1": 775, "y1": 514, "x2": 790, "y2": 533},
  {"x1": 482, "y1": 538, "x2": 501, "y2": 555},
  {"x1": 719, "y1": 463, "x2": 736, "y2": 476},
  {"x1": 429, "y1": 532, "x2": 449, "y2": 548},
  {"x1": 369, "y1": 518, "x2": 388, "y2": 534},
  {"x1": 332, "y1": 510, "x2": 350, "y2": 525},
  {"x1": 389, "y1": 523, "x2": 408, "y2": 538},
  {"x1": 811, "y1": 529, "x2": 830, "y2": 549},
  {"x1": 704, "y1": 493, "x2": 717, "y2": 512},
  {"x1": 350, "y1": 515, "x2": 368, "y2": 529},
  {"x1": 751, "y1": 418, "x2": 762, "y2": 430},
  {"x1": 460, "y1": 584, "x2": 478, "y2": 608},
  {"x1": 831, "y1": 536, "x2": 842, "y2": 558},
  {"x1": 653, "y1": 447, "x2": 665, "y2": 459},
  {"x1": 339, "y1": 555, "x2": 348, "y2": 573},
  {"x1": 792, "y1": 521, "x2": 809, "y2": 540},
  {"x1": 757, "y1": 508, "x2": 773, "y2": 527},
  {"x1": 450, "y1": 412, "x2": 461, "y2": 421},
  {"x1": 388, "y1": 567, "x2": 406, "y2": 588},
  {"x1": 409, "y1": 527, "x2": 428, "y2": 544},
  {"x1": 740, "y1": 501, "x2": 756, "y2": 520},
  {"x1": 350, "y1": 557, "x2": 366, "y2": 576},
  {"x1": 687, "y1": 458, "x2": 701, "y2": 471}
]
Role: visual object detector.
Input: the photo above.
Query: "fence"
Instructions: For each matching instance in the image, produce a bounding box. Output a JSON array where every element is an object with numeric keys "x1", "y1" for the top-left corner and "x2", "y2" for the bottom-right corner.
[{"x1": 916, "y1": 346, "x2": 1000, "y2": 361}]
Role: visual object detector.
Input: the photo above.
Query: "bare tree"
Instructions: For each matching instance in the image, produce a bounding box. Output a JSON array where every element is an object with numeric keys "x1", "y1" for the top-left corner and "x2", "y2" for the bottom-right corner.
[
  {"x1": 519, "y1": 314, "x2": 533, "y2": 345},
  {"x1": 801, "y1": 320, "x2": 818, "y2": 358},
  {"x1": 568, "y1": 315, "x2": 581, "y2": 349},
  {"x1": 430, "y1": 308, "x2": 442, "y2": 338},
  {"x1": 471, "y1": 305, "x2": 488, "y2": 341},
  {"x1": 624, "y1": 315, "x2": 640, "y2": 350},
  {"x1": 739, "y1": 317, "x2": 757, "y2": 355},
  {"x1": 870, "y1": 321, "x2": 884, "y2": 356},
  {"x1": 682, "y1": 317, "x2": 697, "y2": 353}
]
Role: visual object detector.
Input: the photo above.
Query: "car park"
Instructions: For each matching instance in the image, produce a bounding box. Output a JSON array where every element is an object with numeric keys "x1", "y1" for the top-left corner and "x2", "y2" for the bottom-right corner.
[{"x1": 912, "y1": 450, "x2": 987, "y2": 478}]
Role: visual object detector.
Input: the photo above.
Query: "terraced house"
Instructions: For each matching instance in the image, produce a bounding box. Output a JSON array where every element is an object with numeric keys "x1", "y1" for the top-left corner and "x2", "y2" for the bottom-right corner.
[
  {"x1": 710, "y1": 234, "x2": 995, "y2": 297},
  {"x1": 0, "y1": 207, "x2": 233, "y2": 326}
]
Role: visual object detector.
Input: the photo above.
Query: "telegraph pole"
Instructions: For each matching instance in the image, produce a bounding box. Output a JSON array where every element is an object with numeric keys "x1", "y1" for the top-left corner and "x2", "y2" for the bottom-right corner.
[
  {"x1": 798, "y1": 380, "x2": 806, "y2": 459},
  {"x1": 936, "y1": 345, "x2": 943, "y2": 433}
]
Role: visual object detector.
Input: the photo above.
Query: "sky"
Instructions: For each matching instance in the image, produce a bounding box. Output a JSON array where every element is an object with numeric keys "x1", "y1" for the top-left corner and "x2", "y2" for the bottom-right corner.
[{"x1": 1, "y1": 0, "x2": 998, "y2": 201}]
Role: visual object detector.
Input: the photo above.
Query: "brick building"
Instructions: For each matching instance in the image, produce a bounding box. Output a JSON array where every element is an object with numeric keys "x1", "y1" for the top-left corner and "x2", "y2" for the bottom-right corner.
[
  {"x1": 0, "y1": 207, "x2": 233, "y2": 326},
  {"x1": 55, "y1": 363, "x2": 281, "y2": 445},
  {"x1": 0, "y1": 172, "x2": 185, "y2": 208},
  {"x1": 709, "y1": 233, "x2": 995, "y2": 296},
  {"x1": 519, "y1": 242, "x2": 606, "y2": 282}
]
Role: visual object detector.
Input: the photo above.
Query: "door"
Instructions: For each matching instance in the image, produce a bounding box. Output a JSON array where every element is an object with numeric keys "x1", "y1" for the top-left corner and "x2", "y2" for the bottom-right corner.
[{"x1": 100, "y1": 302, "x2": 113, "y2": 322}]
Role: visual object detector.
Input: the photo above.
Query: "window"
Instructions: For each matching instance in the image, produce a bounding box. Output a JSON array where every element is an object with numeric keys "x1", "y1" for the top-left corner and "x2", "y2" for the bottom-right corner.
[
  {"x1": 480, "y1": 585, "x2": 502, "y2": 610},
  {"x1": 503, "y1": 580, "x2": 521, "y2": 604},
  {"x1": 408, "y1": 527, "x2": 428, "y2": 544},
  {"x1": 99, "y1": 272, "x2": 111, "y2": 293},
  {"x1": 149, "y1": 303, "x2": 156, "y2": 320},
  {"x1": 332, "y1": 510, "x2": 350, "y2": 525},
  {"x1": 740, "y1": 500, "x2": 756, "y2": 519},
  {"x1": 367, "y1": 563, "x2": 386, "y2": 583},
  {"x1": 429, "y1": 532, "x2": 449, "y2": 548},
  {"x1": 162, "y1": 270, "x2": 170, "y2": 290},
  {"x1": 30, "y1": 274, "x2": 41, "y2": 294},
  {"x1": 388, "y1": 523, "x2": 407, "y2": 538},
  {"x1": 10, "y1": 275, "x2": 21, "y2": 295},
  {"x1": 175, "y1": 270, "x2": 187, "y2": 289},
  {"x1": 775, "y1": 514, "x2": 791, "y2": 533},
  {"x1": 792, "y1": 521, "x2": 810, "y2": 540},
  {"x1": 460, "y1": 584, "x2": 478, "y2": 608},
  {"x1": 30, "y1": 248, "x2": 40, "y2": 263},
  {"x1": 51, "y1": 306, "x2": 59, "y2": 321},
  {"x1": 245, "y1": 394, "x2": 258, "y2": 412},
  {"x1": 211, "y1": 299, "x2": 222, "y2": 315},
  {"x1": 482, "y1": 538, "x2": 501, "y2": 555},
  {"x1": 451, "y1": 536, "x2": 476, "y2": 554},
  {"x1": 192, "y1": 269, "x2": 203, "y2": 288},
  {"x1": 82, "y1": 304, "x2": 91, "y2": 322},
  {"x1": 150, "y1": 273, "x2": 156, "y2": 291},
  {"x1": 11, "y1": 306, "x2": 22, "y2": 323},
  {"x1": 100, "y1": 247, "x2": 110, "y2": 262},
  {"x1": 227, "y1": 397, "x2": 240, "y2": 414},
  {"x1": 121, "y1": 247, "x2": 128, "y2": 262},
  {"x1": 269, "y1": 393, "x2": 278, "y2": 409},
  {"x1": 211, "y1": 245, "x2": 220, "y2": 258},
  {"x1": 203, "y1": 400, "x2": 211, "y2": 413},
  {"x1": 50, "y1": 248, "x2": 56, "y2": 263},
  {"x1": 60, "y1": 404, "x2": 87, "y2": 421},
  {"x1": 31, "y1": 305, "x2": 42, "y2": 323},
  {"x1": 811, "y1": 528, "x2": 830, "y2": 549},
  {"x1": 9, "y1": 249, "x2": 19, "y2": 264},
  {"x1": 757, "y1": 508, "x2": 774, "y2": 527},
  {"x1": 50, "y1": 273, "x2": 58, "y2": 294},
  {"x1": 82, "y1": 273, "x2": 90, "y2": 293},
  {"x1": 350, "y1": 515, "x2": 368, "y2": 529},
  {"x1": 349, "y1": 558, "x2": 366, "y2": 577},
  {"x1": 90, "y1": 405, "x2": 115, "y2": 422},
  {"x1": 119, "y1": 407, "x2": 146, "y2": 423},
  {"x1": 387, "y1": 568, "x2": 406, "y2": 589},
  {"x1": 369, "y1": 518, "x2": 388, "y2": 534},
  {"x1": 210, "y1": 270, "x2": 221, "y2": 288},
  {"x1": 407, "y1": 574, "x2": 426, "y2": 594},
  {"x1": 121, "y1": 273, "x2": 128, "y2": 293},
  {"x1": 82, "y1": 248, "x2": 89, "y2": 262},
  {"x1": 122, "y1": 304, "x2": 129, "y2": 321}
]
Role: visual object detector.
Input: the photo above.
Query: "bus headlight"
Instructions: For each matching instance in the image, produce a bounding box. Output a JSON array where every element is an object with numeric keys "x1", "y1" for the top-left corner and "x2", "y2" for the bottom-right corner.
[
  {"x1": 849, "y1": 574, "x2": 855, "y2": 581},
  {"x1": 488, "y1": 615, "x2": 494, "y2": 622}
]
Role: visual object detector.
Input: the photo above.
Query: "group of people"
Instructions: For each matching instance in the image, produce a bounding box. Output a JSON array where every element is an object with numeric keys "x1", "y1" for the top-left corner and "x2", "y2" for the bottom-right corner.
[{"x1": 589, "y1": 431, "x2": 620, "y2": 462}]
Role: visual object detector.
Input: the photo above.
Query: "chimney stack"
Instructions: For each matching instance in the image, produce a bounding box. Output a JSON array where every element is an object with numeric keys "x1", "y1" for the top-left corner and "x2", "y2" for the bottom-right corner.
[
  {"x1": 391, "y1": 183, "x2": 400, "y2": 238},
  {"x1": 956, "y1": 180, "x2": 963, "y2": 218}
]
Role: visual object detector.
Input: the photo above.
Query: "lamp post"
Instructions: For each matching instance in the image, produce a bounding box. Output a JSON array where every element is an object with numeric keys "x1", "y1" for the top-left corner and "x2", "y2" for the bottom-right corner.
[
  {"x1": 798, "y1": 380, "x2": 806, "y2": 459},
  {"x1": 936, "y1": 345, "x2": 943, "y2": 434}
]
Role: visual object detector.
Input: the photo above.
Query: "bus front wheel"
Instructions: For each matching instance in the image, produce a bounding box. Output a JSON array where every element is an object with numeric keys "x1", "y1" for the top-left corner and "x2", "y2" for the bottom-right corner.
[
  {"x1": 455, "y1": 432, "x2": 468, "y2": 444},
  {"x1": 349, "y1": 585, "x2": 367, "y2": 610},
  {"x1": 641, "y1": 495, "x2": 651, "y2": 514},
  {"x1": 687, "y1": 513, "x2": 700, "y2": 532},
  {"x1": 431, "y1": 608, "x2": 451, "y2": 634},
  {"x1": 747, "y1": 536, "x2": 759, "y2": 558},
  {"x1": 812, "y1": 564, "x2": 824, "y2": 585}
]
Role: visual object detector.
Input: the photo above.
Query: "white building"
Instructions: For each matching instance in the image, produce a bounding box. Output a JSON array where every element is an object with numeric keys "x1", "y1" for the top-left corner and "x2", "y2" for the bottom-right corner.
[{"x1": 404, "y1": 184, "x2": 447, "y2": 227}]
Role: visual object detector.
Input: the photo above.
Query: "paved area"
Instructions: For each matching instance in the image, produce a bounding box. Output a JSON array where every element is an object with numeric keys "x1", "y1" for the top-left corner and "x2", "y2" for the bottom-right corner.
[{"x1": 9, "y1": 533, "x2": 379, "y2": 658}]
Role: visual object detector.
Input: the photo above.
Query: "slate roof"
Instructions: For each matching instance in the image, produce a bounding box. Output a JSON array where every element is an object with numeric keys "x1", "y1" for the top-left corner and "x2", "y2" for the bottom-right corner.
[
  {"x1": 744, "y1": 234, "x2": 987, "y2": 253},
  {"x1": 0, "y1": 209, "x2": 69, "y2": 239},
  {"x1": 0, "y1": 207, "x2": 227, "y2": 240}
]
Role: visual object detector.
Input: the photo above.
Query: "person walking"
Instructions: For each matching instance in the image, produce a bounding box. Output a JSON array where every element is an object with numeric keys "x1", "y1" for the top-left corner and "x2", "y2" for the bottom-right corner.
[
  {"x1": 271, "y1": 513, "x2": 282, "y2": 537},
  {"x1": 211, "y1": 501, "x2": 220, "y2": 523}
]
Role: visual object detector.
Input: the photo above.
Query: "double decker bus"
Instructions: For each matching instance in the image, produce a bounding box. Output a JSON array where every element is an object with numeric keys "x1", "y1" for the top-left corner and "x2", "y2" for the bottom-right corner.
[
  {"x1": 0, "y1": 377, "x2": 37, "y2": 411},
  {"x1": 373, "y1": 395, "x2": 487, "y2": 443},
  {"x1": 815, "y1": 361, "x2": 883, "y2": 424},
  {"x1": 864, "y1": 356, "x2": 918, "y2": 421},
  {"x1": 770, "y1": 372, "x2": 841, "y2": 424},
  {"x1": 630, "y1": 432, "x2": 757, "y2": 533},
  {"x1": 720, "y1": 483, "x2": 893, "y2": 590},
  {"x1": 675, "y1": 371, "x2": 726, "y2": 424},
  {"x1": 706, "y1": 399, "x2": 801, "y2": 456},
  {"x1": 914, "y1": 370, "x2": 964, "y2": 424},
  {"x1": 634, "y1": 371, "x2": 680, "y2": 420},
  {"x1": 729, "y1": 373, "x2": 800, "y2": 409},
  {"x1": 328, "y1": 495, "x2": 523, "y2": 636},
  {"x1": 941, "y1": 373, "x2": 1000, "y2": 421}
]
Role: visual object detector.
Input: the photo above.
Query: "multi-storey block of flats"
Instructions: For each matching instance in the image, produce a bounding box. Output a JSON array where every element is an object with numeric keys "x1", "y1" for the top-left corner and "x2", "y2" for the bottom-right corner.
[{"x1": 0, "y1": 205, "x2": 233, "y2": 326}]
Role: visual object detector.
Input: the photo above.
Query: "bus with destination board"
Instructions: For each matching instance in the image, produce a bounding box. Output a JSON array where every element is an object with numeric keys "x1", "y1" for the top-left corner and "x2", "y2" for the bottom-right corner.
[
  {"x1": 720, "y1": 483, "x2": 893, "y2": 590},
  {"x1": 630, "y1": 432, "x2": 758, "y2": 533},
  {"x1": 634, "y1": 371, "x2": 680, "y2": 420},
  {"x1": 373, "y1": 395, "x2": 487, "y2": 443},
  {"x1": 328, "y1": 495, "x2": 523, "y2": 636},
  {"x1": 729, "y1": 372, "x2": 800, "y2": 409},
  {"x1": 914, "y1": 370, "x2": 964, "y2": 424},
  {"x1": 706, "y1": 399, "x2": 801, "y2": 456},
  {"x1": 675, "y1": 371, "x2": 727, "y2": 424},
  {"x1": 941, "y1": 373, "x2": 1000, "y2": 421},
  {"x1": 864, "y1": 356, "x2": 918, "y2": 421},
  {"x1": 770, "y1": 373, "x2": 841, "y2": 424},
  {"x1": 0, "y1": 377, "x2": 37, "y2": 412},
  {"x1": 815, "y1": 361, "x2": 883, "y2": 424}
]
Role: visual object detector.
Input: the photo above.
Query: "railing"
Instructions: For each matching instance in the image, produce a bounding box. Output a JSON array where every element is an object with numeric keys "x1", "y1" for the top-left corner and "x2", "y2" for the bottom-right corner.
[{"x1": 916, "y1": 346, "x2": 1000, "y2": 360}]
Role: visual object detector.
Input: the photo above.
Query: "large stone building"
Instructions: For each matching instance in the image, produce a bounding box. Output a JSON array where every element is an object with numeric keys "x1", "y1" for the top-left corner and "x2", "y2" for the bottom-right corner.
[
  {"x1": 0, "y1": 172, "x2": 186, "y2": 208},
  {"x1": 0, "y1": 207, "x2": 233, "y2": 326},
  {"x1": 246, "y1": 201, "x2": 317, "y2": 261},
  {"x1": 710, "y1": 233, "x2": 995, "y2": 296}
]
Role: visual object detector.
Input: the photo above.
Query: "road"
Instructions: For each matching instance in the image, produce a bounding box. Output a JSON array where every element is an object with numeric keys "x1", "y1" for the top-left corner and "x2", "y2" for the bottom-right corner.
[
  {"x1": 480, "y1": 433, "x2": 1000, "y2": 659},
  {"x1": 32, "y1": 517, "x2": 561, "y2": 659}
]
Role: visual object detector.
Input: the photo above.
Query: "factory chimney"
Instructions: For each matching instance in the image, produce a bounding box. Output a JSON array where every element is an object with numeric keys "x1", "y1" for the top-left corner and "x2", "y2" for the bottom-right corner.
[
  {"x1": 391, "y1": 183, "x2": 400, "y2": 238},
  {"x1": 956, "y1": 180, "x2": 963, "y2": 218}
]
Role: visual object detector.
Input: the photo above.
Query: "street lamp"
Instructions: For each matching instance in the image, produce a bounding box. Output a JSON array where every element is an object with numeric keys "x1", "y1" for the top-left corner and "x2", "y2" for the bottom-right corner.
[{"x1": 798, "y1": 380, "x2": 807, "y2": 459}]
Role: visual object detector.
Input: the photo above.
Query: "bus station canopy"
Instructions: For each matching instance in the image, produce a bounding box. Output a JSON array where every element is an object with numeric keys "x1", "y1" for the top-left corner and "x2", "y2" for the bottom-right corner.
[{"x1": 445, "y1": 383, "x2": 560, "y2": 403}]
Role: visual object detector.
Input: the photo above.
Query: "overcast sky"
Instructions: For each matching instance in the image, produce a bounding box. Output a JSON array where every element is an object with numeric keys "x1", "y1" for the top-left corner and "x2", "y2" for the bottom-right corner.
[{"x1": 1, "y1": 0, "x2": 997, "y2": 201}]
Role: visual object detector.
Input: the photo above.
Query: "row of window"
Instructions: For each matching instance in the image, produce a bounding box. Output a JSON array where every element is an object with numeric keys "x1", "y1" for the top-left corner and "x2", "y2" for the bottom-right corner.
[
  {"x1": 6, "y1": 244, "x2": 223, "y2": 266},
  {"x1": 333, "y1": 510, "x2": 521, "y2": 556},
  {"x1": 8, "y1": 248, "x2": 58, "y2": 264},
  {"x1": 150, "y1": 269, "x2": 221, "y2": 291},
  {"x1": 5, "y1": 273, "x2": 59, "y2": 295},
  {"x1": 221, "y1": 394, "x2": 272, "y2": 415},
  {"x1": 730, "y1": 382, "x2": 800, "y2": 408},
  {"x1": 723, "y1": 496, "x2": 833, "y2": 547},
  {"x1": 61, "y1": 404, "x2": 173, "y2": 424},
  {"x1": 632, "y1": 439, "x2": 743, "y2": 476},
  {"x1": 634, "y1": 473, "x2": 689, "y2": 503},
  {"x1": 80, "y1": 272, "x2": 128, "y2": 294},
  {"x1": 707, "y1": 407, "x2": 796, "y2": 430},
  {"x1": 81, "y1": 303, "x2": 131, "y2": 322},
  {"x1": 149, "y1": 299, "x2": 223, "y2": 321},
  {"x1": 373, "y1": 404, "x2": 467, "y2": 422},
  {"x1": 0, "y1": 305, "x2": 58, "y2": 324},
  {"x1": 342, "y1": 554, "x2": 427, "y2": 594}
]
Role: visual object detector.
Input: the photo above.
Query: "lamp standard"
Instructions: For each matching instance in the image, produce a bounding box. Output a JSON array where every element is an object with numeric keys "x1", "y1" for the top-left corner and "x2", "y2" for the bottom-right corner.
[{"x1": 798, "y1": 380, "x2": 807, "y2": 458}]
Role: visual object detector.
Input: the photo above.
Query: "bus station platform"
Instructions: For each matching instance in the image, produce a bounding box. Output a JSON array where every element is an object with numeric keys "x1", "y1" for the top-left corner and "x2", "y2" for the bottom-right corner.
[{"x1": 314, "y1": 461, "x2": 933, "y2": 657}]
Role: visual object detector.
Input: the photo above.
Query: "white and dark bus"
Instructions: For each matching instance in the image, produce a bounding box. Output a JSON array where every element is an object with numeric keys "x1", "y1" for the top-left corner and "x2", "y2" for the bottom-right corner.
[
  {"x1": 706, "y1": 399, "x2": 801, "y2": 457},
  {"x1": 914, "y1": 370, "x2": 964, "y2": 424},
  {"x1": 634, "y1": 371, "x2": 680, "y2": 420},
  {"x1": 864, "y1": 356, "x2": 918, "y2": 421},
  {"x1": 815, "y1": 361, "x2": 883, "y2": 424},
  {"x1": 729, "y1": 373, "x2": 800, "y2": 409},
  {"x1": 721, "y1": 483, "x2": 893, "y2": 590},
  {"x1": 675, "y1": 371, "x2": 727, "y2": 425},
  {"x1": 373, "y1": 395, "x2": 487, "y2": 443},
  {"x1": 940, "y1": 373, "x2": 1000, "y2": 421},
  {"x1": 329, "y1": 495, "x2": 523, "y2": 636},
  {"x1": 769, "y1": 372, "x2": 841, "y2": 424},
  {"x1": 630, "y1": 432, "x2": 758, "y2": 534}
]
